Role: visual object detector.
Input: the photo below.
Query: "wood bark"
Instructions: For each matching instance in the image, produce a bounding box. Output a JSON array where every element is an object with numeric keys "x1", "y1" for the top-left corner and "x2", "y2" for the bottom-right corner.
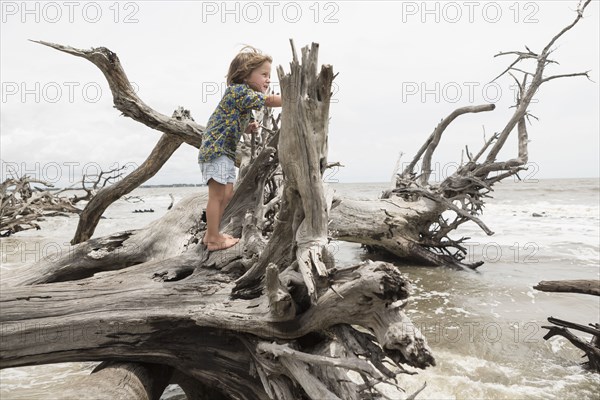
[
  {"x1": 56, "y1": 362, "x2": 173, "y2": 400},
  {"x1": 2, "y1": 193, "x2": 206, "y2": 286},
  {"x1": 534, "y1": 280, "x2": 600, "y2": 296},
  {"x1": 1, "y1": 252, "x2": 434, "y2": 396},
  {"x1": 275, "y1": 42, "x2": 333, "y2": 302},
  {"x1": 30, "y1": 40, "x2": 204, "y2": 148}
]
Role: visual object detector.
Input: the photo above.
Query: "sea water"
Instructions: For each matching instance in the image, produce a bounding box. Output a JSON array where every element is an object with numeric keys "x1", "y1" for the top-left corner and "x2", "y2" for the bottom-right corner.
[{"x1": 1, "y1": 179, "x2": 599, "y2": 399}]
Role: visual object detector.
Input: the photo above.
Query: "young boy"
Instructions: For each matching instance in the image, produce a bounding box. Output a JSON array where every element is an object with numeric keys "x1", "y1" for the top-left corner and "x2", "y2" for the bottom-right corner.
[{"x1": 199, "y1": 46, "x2": 282, "y2": 251}]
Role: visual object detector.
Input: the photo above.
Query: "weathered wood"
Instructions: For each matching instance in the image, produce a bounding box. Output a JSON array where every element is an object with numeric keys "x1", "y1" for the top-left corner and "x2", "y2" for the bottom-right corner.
[
  {"x1": 2, "y1": 40, "x2": 435, "y2": 400},
  {"x1": 329, "y1": 194, "x2": 483, "y2": 270},
  {"x1": 0, "y1": 256, "x2": 432, "y2": 398},
  {"x1": 32, "y1": 40, "x2": 205, "y2": 148},
  {"x1": 276, "y1": 41, "x2": 334, "y2": 303},
  {"x1": 542, "y1": 322, "x2": 600, "y2": 372},
  {"x1": 257, "y1": 339, "x2": 389, "y2": 381},
  {"x1": 536, "y1": 276, "x2": 600, "y2": 372},
  {"x1": 384, "y1": 1, "x2": 593, "y2": 268},
  {"x1": 330, "y1": 195, "x2": 441, "y2": 258},
  {"x1": 4, "y1": 42, "x2": 199, "y2": 245},
  {"x1": 71, "y1": 120, "x2": 185, "y2": 244},
  {"x1": 57, "y1": 362, "x2": 173, "y2": 400},
  {"x1": 265, "y1": 264, "x2": 296, "y2": 320},
  {"x1": 546, "y1": 317, "x2": 600, "y2": 337},
  {"x1": 418, "y1": 104, "x2": 496, "y2": 185},
  {"x1": 1, "y1": 193, "x2": 206, "y2": 286},
  {"x1": 534, "y1": 280, "x2": 600, "y2": 296},
  {"x1": 0, "y1": 259, "x2": 420, "y2": 362},
  {"x1": 0, "y1": 176, "x2": 81, "y2": 236},
  {"x1": 170, "y1": 370, "x2": 231, "y2": 400}
]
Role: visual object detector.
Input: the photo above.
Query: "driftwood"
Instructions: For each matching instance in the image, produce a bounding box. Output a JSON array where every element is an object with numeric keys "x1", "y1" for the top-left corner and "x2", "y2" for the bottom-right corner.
[
  {"x1": 0, "y1": 175, "x2": 81, "y2": 236},
  {"x1": 67, "y1": 164, "x2": 131, "y2": 205},
  {"x1": 69, "y1": 115, "x2": 187, "y2": 245},
  {"x1": 19, "y1": 40, "x2": 202, "y2": 245},
  {"x1": 57, "y1": 362, "x2": 173, "y2": 399},
  {"x1": 1, "y1": 2, "x2": 593, "y2": 398},
  {"x1": 0, "y1": 163, "x2": 147, "y2": 237},
  {"x1": 534, "y1": 280, "x2": 600, "y2": 296},
  {"x1": 1, "y1": 41, "x2": 434, "y2": 400},
  {"x1": 370, "y1": 0, "x2": 592, "y2": 269},
  {"x1": 535, "y1": 279, "x2": 600, "y2": 372}
]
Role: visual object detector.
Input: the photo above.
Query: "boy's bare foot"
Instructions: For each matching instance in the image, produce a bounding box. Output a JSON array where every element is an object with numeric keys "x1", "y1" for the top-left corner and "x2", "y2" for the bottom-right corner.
[
  {"x1": 205, "y1": 235, "x2": 239, "y2": 251},
  {"x1": 202, "y1": 233, "x2": 235, "y2": 245}
]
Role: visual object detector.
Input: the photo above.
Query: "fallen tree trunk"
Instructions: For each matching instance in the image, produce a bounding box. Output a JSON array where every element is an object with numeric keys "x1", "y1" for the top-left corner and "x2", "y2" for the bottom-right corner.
[
  {"x1": 1, "y1": 193, "x2": 207, "y2": 286},
  {"x1": 56, "y1": 362, "x2": 173, "y2": 400},
  {"x1": 328, "y1": 195, "x2": 483, "y2": 269},
  {"x1": 534, "y1": 280, "x2": 600, "y2": 296},
  {"x1": 1, "y1": 252, "x2": 433, "y2": 397},
  {"x1": 378, "y1": 1, "x2": 591, "y2": 268}
]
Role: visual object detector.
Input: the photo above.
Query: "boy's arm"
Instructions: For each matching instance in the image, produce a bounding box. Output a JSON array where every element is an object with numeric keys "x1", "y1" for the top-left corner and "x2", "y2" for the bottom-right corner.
[
  {"x1": 245, "y1": 120, "x2": 260, "y2": 134},
  {"x1": 265, "y1": 94, "x2": 282, "y2": 108}
]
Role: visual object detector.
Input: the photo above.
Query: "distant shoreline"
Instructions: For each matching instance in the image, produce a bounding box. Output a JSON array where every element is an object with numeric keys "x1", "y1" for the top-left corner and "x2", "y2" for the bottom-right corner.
[
  {"x1": 37, "y1": 178, "x2": 600, "y2": 191},
  {"x1": 139, "y1": 184, "x2": 206, "y2": 188}
]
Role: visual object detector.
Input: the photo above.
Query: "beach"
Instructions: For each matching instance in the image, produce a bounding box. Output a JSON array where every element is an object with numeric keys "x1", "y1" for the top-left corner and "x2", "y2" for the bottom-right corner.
[{"x1": 1, "y1": 178, "x2": 599, "y2": 399}]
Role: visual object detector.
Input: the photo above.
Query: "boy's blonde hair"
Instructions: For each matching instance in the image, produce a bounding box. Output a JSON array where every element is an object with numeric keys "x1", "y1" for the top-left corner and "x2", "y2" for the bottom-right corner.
[{"x1": 226, "y1": 46, "x2": 272, "y2": 86}]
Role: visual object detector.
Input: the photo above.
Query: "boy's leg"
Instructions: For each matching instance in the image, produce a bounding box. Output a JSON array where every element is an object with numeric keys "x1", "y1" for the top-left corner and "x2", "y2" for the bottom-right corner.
[
  {"x1": 205, "y1": 179, "x2": 225, "y2": 241},
  {"x1": 224, "y1": 183, "x2": 234, "y2": 208},
  {"x1": 203, "y1": 182, "x2": 235, "y2": 242},
  {"x1": 218, "y1": 183, "x2": 235, "y2": 237},
  {"x1": 204, "y1": 179, "x2": 238, "y2": 250}
]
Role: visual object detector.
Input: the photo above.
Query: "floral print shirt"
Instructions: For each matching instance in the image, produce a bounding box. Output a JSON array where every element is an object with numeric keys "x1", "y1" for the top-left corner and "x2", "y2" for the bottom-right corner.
[{"x1": 198, "y1": 84, "x2": 266, "y2": 163}]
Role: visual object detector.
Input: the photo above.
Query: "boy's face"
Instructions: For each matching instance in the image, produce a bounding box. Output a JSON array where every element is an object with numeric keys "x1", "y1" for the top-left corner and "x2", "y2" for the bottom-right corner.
[{"x1": 245, "y1": 61, "x2": 271, "y2": 93}]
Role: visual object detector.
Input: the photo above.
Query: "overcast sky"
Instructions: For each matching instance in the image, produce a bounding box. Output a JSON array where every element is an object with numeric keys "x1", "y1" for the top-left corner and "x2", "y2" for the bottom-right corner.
[{"x1": 1, "y1": 0, "x2": 598, "y2": 187}]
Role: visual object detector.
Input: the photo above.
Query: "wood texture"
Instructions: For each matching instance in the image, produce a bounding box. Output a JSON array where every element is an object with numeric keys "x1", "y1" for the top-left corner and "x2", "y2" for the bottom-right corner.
[{"x1": 534, "y1": 280, "x2": 600, "y2": 296}]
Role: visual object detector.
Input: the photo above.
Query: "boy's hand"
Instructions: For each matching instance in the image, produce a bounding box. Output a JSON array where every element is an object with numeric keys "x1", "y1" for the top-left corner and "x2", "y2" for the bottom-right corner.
[
  {"x1": 246, "y1": 121, "x2": 260, "y2": 134},
  {"x1": 265, "y1": 94, "x2": 282, "y2": 108}
]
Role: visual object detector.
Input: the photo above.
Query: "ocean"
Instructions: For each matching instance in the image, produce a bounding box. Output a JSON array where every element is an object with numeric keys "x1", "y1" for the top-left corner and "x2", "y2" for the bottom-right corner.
[{"x1": 1, "y1": 178, "x2": 599, "y2": 399}]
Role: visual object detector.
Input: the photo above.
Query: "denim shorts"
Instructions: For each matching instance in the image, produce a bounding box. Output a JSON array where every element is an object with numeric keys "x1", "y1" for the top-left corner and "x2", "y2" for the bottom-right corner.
[{"x1": 199, "y1": 155, "x2": 236, "y2": 185}]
